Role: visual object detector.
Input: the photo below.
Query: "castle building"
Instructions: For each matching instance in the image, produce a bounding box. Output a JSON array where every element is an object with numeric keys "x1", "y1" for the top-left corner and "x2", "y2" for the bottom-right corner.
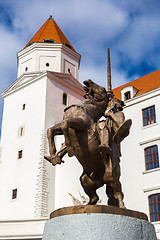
[
  {"x1": 113, "y1": 71, "x2": 160, "y2": 239},
  {"x1": 0, "y1": 16, "x2": 160, "y2": 239},
  {"x1": 0, "y1": 16, "x2": 84, "y2": 239}
]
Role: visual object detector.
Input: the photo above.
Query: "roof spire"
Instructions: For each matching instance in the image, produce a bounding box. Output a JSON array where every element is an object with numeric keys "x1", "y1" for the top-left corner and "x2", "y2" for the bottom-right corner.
[{"x1": 24, "y1": 17, "x2": 76, "y2": 52}]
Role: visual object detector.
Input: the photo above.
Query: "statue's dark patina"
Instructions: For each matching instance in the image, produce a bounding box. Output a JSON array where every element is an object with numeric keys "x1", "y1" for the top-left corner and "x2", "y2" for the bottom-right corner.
[
  {"x1": 45, "y1": 79, "x2": 131, "y2": 208},
  {"x1": 45, "y1": 49, "x2": 132, "y2": 208}
]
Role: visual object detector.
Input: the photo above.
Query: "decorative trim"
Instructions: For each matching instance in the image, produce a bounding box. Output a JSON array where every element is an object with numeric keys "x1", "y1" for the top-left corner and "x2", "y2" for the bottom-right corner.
[
  {"x1": 124, "y1": 88, "x2": 160, "y2": 108},
  {"x1": 139, "y1": 136, "x2": 160, "y2": 146},
  {"x1": 143, "y1": 186, "x2": 160, "y2": 193},
  {"x1": 34, "y1": 131, "x2": 49, "y2": 218},
  {"x1": 142, "y1": 167, "x2": 160, "y2": 175}
]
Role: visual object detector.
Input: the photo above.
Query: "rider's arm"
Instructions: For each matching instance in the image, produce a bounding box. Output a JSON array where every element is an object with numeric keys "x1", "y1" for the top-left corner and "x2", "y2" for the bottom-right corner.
[{"x1": 105, "y1": 112, "x2": 124, "y2": 124}]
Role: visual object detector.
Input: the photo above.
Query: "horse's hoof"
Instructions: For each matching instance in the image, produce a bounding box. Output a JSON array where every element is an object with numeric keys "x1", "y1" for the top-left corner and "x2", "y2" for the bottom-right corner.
[
  {"x1": 44, "y1": 155, "x2": 52, "y2": 163},
  {"x1": 88, "y1": 196, "x2": 99, "y2": 205},
  {"x1": 44, "y1": 155, "x2": 64, "y2": 166},
  {"x1": 67, "y1": 147, "x2": 75, "y2": 157},
  {"x1": 52, "y1": 156, "x2": 63, "y2": 166}
]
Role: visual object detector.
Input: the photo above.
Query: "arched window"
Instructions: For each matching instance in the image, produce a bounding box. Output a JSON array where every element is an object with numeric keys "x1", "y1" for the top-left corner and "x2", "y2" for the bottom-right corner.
[
  {"x1": 145, "y1": 145, "x2": 159, "y2": 170},
  {"x1": 149, "y1": 194, "x2": 160, "y2": 222},
  {"x1": 63, "y1": 93, "x2": 67, "y2": 106}
]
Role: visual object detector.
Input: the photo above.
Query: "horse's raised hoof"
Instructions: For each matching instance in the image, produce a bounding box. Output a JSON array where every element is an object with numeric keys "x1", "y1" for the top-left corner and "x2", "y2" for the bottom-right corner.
[
  {"x1": 51, "y1": 155, "x2": 64, "y2": 166},
  {"x1": 67, "y1": 146, "x2": 75, "y2": 157},
  {"x1": 44, "y1": 155, "x2": 52, "y2": 163},
  {"x1": 44, "y1": 155, "x2": 64, "y2": 166}
]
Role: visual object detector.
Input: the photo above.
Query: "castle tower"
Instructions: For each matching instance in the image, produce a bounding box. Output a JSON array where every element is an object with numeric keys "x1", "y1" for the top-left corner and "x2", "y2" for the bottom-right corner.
[{"x1": 0, "y1": 16, "x2": 83, "y2": 239}]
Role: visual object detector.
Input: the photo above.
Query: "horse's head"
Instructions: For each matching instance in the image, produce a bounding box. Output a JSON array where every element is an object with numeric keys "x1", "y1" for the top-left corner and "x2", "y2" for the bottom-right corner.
[{"x1": 83, "y1": 79, "x2": 109, "y2": 102}]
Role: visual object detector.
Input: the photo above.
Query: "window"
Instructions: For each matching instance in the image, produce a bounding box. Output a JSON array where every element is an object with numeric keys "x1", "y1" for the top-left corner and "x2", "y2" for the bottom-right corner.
[
  {"x1": 12, "y1": 189, "x2": 17, "y2": 199},
  {"x1": 26, "y1": 42, "x2": 34, "y2": 48},
  {"x1": 18, "y1": 126, "x2": 24, "y2": 137},
  {"x1": 124, "y1": 91, "x2": 131, "y2": 100},
  {"x1": 20, "y1": 127, "x2": 24, "y2": 136},
  {"x1": 145, "y1": 146, "x2": 159, "y2": 170},
  {"x1": 25, "y1": 67, "x2": 28, "y2": 72},
  {"x1": 22, "y1": 104, "x2": 25, "y2": 110},
  {"x1": 46, "y1": 62, "x2": 49, "y2": 67},
  {"x1": 18, "y1": 150, "x2": 23, "y2": 159},
  {"x1": 63, "y1": 93, "x2": 67, "y2": 106},
  {"x1": 142, "y1": 105, "x2": 156, "y2": 127},
  {"x1": 43, "y1": 39, "x2": 55, "y2": 43},
  {"x1": 149, "y1": 194, "x2": 160, "y2": 222}
]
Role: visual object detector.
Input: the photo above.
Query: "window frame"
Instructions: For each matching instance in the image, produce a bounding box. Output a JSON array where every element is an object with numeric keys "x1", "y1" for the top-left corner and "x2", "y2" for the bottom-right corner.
[
  {"x1": 149, "y1": 193, "x2": 160, "y2": 222},
  {"x1": 145, "y1": 145, "x2": 159, "y2": 171},
  {"x1": 22, "y1": 104, "x2": 26, "y2": 110},
  {"x1": 142, "y1": 105, "x2": 156, "y2": 127},
  {"x1": 12, "y1": 189, "x2": 17, "y2": 200},
  {"x1": 63, "y1": 93, "x2": 68, "y2": 106},
  {"x1": 18, "y1": 150, "x2": 23, "y2": 159},
  {"x1": 18, "y1": 126, "x2": 24, "y2": 137},
  {"x1": 124, "y1": 91, "x2": 131, "y2": 100}
]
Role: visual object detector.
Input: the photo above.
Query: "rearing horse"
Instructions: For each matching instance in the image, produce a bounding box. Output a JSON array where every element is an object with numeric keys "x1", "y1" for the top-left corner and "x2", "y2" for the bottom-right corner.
[{"x1": 45, "y1": 80, "x2": 131, "y2": 207}]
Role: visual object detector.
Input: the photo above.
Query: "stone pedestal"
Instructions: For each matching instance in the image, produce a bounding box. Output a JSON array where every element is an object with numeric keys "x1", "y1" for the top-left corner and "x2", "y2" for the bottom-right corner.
[{"x1": 42, "y1": 205, "x2": 157, "y2": 240}]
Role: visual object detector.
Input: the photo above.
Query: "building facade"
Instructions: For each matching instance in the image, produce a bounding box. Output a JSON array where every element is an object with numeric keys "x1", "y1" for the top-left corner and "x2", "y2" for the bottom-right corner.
[
  {"x1": 0, "y1": 16, "x2": 84, "y2": 239},
  {"x1": 0, "y1": 16, "x2": 160, "y2": 239},
  {"x1": 113, "y1": 72, "x2": 160, "y2": 239}
]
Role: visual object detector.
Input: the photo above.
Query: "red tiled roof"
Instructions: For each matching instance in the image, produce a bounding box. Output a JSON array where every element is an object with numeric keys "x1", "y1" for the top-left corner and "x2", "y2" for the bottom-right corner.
[
  {"x1": 24, "y1": 16, "x2": 76, "y2": 52},
  {"x1": 113, "y1": 69, "x2": 160, "y2": 99}
]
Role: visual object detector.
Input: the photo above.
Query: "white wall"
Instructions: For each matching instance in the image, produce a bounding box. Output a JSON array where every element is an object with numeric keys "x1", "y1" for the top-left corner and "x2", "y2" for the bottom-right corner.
[
  {"x1": 0, "y1": 76, "x2": 47, "y2": 220},
  {"x1": 120, "y1": 88, "x2": 160, "y2": 237},
  {"x1": 45, "y1": 76, "x2": 84, "y2": 212},
  {"x1": 17, "y1": 43, "x2": 80, "y2": 79}
]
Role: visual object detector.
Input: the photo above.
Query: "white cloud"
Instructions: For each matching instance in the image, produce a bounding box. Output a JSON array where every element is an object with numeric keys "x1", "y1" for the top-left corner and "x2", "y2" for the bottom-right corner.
[
  {"x1": 79, "y1": 64, "x2": 128, "y2": 90},
  {"x1": 0, "y1": 0, "x2": 160, "y2": 135}
]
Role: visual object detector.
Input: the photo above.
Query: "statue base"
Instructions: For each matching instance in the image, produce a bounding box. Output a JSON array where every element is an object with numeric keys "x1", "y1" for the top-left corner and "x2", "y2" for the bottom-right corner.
[{"x1": 42, "y1": 205, "x2": 156, "y2": 240}]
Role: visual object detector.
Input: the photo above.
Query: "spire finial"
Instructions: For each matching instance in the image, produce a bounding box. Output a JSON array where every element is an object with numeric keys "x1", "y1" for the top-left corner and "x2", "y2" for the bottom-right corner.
[
  {"x1": 107, "y1": 48, "x2": 112, "y2": 92},
  {"x1": 49, "y1": 7, "x2": 53, "y2": 19}
]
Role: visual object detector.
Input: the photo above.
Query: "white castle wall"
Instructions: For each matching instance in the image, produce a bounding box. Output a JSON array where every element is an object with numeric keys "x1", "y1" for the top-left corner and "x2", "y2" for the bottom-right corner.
[
  {"x1": 17, "y1": 43, "x2": 80, "y2": 79},
  {"x1": 0, "y1": 76, "x2": 47, "y2": 220}
]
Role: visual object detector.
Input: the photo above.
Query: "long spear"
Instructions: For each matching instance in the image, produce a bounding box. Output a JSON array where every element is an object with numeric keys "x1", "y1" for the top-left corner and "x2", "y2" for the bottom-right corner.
[{"x1": 107, "y1": 48, "x2": 112, "y2": 94}]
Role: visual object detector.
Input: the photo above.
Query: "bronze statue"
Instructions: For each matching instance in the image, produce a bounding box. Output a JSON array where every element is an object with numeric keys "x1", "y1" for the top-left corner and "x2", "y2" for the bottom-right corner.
[{"x1": 45, "y1": 49, "x2": 132, "y2": 208}]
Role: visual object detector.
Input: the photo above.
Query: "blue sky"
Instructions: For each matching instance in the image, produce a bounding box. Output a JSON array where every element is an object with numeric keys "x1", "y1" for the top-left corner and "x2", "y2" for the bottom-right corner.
[{"x1": 0, "y1": 0, "x2": 160, "y2": 135}]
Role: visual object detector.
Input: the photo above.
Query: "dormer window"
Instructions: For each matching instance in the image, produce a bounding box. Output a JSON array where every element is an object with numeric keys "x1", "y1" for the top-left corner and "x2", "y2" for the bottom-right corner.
[
  {"x1": 26, "y1": 42, "x2": 34, "y2": 48},
  {"x1": 43, "y1": 39, "x2": 55, "y2": 43},
  {"x1": 120, "y1": 86, "x2": 138, "y2": 101},
  {"x1": 124, "y1": 91, "x2": 131, "y2": 100},
  {"x1": 64, "y1": 43, "x2": 72, "y2": 49}
]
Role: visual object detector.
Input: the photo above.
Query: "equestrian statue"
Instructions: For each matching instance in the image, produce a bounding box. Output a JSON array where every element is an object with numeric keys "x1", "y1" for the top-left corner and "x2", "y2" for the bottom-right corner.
[{"x1": 45, "y1": 49, "x2": 132, "y2": 208}]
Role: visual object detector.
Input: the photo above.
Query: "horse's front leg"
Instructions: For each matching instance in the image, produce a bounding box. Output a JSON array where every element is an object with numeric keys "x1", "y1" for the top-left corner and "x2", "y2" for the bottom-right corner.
[
  {"x1": 45, "y1": 123, "x2": 65, "y2": 165},
  {"x1": 61, "y1": 118, "x2": 90, "y2": 157}
]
